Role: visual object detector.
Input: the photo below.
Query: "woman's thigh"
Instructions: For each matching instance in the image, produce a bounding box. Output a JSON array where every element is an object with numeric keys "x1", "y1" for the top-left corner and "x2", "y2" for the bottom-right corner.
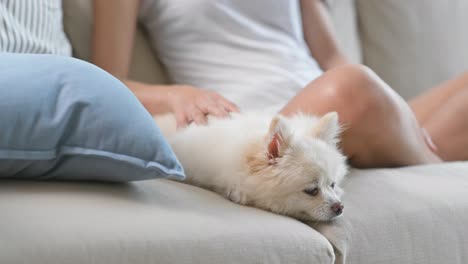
[{"x1": 280, "y1": 64, "x2": 440, "y2": 167}]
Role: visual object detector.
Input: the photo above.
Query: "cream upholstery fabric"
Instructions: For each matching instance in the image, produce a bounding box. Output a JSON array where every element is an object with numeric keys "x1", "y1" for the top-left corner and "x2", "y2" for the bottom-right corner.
[
  {"x1": 0, "y1": 179, "x2": 334, "y2": 264},
  {"x1": 357, "y1": 0, "x2": 468, "y2": 99},
  {"x1": 314, "y1": 162, "x2": 468, "y2": 264}
]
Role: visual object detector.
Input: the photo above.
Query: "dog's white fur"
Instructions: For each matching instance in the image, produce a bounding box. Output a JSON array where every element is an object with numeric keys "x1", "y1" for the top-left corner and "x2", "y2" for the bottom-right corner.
[{"x1": 157, "y1": 112, "x2": 348, "y2": 221}]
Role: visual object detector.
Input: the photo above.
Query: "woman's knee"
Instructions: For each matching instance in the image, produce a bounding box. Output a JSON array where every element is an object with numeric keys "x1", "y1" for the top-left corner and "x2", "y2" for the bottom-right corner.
[{"x1": 314, "y1": 64, "x2": 396, "y2": 122}]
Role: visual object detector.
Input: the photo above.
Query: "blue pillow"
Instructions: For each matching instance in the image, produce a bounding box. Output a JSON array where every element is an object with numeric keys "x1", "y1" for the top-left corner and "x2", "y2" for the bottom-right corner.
[{"x1": 0, "y1": 53, "x2": 185, "y2": 181}]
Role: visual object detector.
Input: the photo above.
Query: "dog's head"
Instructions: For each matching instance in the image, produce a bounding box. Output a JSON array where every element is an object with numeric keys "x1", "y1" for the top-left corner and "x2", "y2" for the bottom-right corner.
[{"x1": 242, "y1": 112, "x2": 348, "y2": 222}]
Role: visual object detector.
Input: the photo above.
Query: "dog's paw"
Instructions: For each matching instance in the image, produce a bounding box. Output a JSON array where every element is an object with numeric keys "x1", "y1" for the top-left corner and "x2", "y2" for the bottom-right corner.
[{"x1": 225, "y1": 188, "x2": 247, "y2": 204}]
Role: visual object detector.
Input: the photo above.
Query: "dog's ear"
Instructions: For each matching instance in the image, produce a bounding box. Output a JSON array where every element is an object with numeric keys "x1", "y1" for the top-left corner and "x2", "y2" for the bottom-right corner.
[
  {"x1": 312, "y1": 112, "x2": 341, "y2": 145},
  {"x1": 267, "y1": 115, "x2": 291, "y2": 160}
]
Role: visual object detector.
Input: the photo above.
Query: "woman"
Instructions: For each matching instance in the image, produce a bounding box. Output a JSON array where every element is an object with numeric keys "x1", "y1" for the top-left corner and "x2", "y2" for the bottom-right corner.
[{"x1": 92, "y1": 0, "x2": 468, "y2": 168}]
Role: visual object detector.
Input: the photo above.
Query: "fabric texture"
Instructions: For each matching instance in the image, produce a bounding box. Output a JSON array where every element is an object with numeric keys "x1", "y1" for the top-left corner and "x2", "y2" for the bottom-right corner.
[
  {"x1": 138, "y1": 0, "x2": 323, "y2": 112},
  {"x1": 357, "y1": 0, "x2": 468, "y2": 99},
  {"x1": 0, "y1": 53, "x2": 184, "y2": 181},
  {"x1": 0, "y1": 0, "x2": 71, "y2": 56},
  {"x1": 0, "y1": 179, "x2": 335, "y2": 264},
  {"x1": 313, "y1": 162, "x2": 468, "y2": 264}
]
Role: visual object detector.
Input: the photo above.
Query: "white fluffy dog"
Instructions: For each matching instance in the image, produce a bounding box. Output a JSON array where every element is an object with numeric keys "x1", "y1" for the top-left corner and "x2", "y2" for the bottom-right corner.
[{"x1": 156, "y1": 112, "x2": 348, "y2": 222}]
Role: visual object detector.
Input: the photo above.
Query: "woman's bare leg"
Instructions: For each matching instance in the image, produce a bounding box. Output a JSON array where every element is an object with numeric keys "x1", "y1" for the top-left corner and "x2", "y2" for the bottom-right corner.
[
  {"x1": 280, "y1": 64, "x2": 441, "y2": 168},
  {"x1": 410, "y1": 72, "x2": 468, "y2": 161}
]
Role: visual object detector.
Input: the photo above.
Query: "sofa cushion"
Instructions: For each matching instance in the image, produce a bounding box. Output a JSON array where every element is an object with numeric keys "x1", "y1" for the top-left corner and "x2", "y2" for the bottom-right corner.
[
  {"x1": 357, "y1": 0, "x2": 468, "y2": 99},
  {"x1": 0, "y1": 179, "x2": 335, "y2": 264},
  {"x1": 0, "y1": 54, "x2": 184, "y2": 182},
  {"x1": 313, "y1": 162, "x2": 468, "y2": 264}
]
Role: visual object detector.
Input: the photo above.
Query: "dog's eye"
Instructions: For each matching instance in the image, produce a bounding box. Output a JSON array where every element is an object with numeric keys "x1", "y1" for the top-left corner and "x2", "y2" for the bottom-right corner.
[
  {"x1": 331, "y1": 182, "x2": 336, "y2": 189},
  {"x1": 304, "y1": 187, "x2": 319, "y2": 196}
]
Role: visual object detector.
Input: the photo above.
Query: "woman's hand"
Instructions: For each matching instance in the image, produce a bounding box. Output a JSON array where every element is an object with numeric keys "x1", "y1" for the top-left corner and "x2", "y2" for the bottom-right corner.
[
  {"x1": 121, "y1": 81, "x2": 239, "y2": 128},
  {"x1": 165, "y1": 85, "x2": 240, "y2": 128},
  {"x1": 92, "y1": 1, "x2": 239, "y2": 127}
]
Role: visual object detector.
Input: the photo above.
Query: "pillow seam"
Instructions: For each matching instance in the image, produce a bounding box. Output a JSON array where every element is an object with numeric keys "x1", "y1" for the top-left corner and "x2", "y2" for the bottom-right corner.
[{"x1": 0, "y1": 146, "x2": 185, "y2": 180}]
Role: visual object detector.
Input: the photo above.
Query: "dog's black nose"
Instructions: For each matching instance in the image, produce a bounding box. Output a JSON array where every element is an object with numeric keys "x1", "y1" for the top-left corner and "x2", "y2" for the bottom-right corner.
[{"x1": 331, "y1": 202, "x2": 344, "y2": 216}]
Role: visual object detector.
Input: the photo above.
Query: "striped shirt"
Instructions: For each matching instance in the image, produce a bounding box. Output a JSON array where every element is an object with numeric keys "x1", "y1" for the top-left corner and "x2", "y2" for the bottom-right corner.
[{"x1": 0, "y1": 0, "x2": 71, "y2": 56}]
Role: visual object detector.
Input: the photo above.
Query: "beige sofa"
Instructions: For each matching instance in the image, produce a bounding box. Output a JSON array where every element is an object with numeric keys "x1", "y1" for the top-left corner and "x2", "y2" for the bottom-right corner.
[{"x1": 2, "y1": 1, "x2": 468, "y2": 264}]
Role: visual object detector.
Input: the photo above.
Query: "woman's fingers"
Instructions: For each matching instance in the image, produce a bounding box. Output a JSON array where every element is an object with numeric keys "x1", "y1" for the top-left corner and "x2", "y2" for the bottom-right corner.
[
  {"x1": 422, "y1": 127, "x2": 438, "y2": 153},
  {"x1": 212, "y1": 94, "x2": 240, "y2": 113},
  {"x1": 175, "y1": 111, "x2": 190, "y2": 129},
  {"x1": 221, "y1": 99, "x2": 240, "y2": 113},
  {"x1": 174, "y1": 91, "x2": 239, "y2": 130},
  {"x1": 199, "y1": 97, "x2": 229, "y2": 117},
  {"x1": 175, "y1": 107, "x2": 207, "y2": 129},
  {"x1": 191, "y1": 108, "x2": 208, "y2": 125}
]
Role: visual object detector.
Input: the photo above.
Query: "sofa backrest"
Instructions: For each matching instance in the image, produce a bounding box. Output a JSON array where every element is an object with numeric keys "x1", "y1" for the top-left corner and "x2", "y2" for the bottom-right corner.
[{"x1": 357, "y1": 0, "x2": 468, "y2": 99}]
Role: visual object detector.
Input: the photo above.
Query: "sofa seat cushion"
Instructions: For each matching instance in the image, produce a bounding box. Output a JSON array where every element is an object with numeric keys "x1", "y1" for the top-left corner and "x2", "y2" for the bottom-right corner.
[
  {"x1": 0, "y1": 179, "x2": 335, "y2": 264},
  {"x1": 314, "y1": 161, "x2": 468, "y2": 264}
]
